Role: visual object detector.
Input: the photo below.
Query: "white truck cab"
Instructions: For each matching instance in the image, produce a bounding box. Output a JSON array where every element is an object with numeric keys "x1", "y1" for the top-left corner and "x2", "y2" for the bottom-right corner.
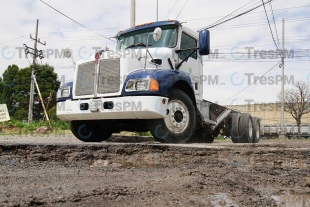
[{"x1": 57, "y1": 20, "x2": 261, "y2": 144}]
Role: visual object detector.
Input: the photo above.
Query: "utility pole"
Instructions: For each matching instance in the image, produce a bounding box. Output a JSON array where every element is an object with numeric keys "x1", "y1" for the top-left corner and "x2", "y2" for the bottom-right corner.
[
  {"x1": 279, "y1": 18, "x2": 285, "y2": 139},
  {"x1": 156, "y1": 0, "x2": 159, "y2": 21},
  {"x1": 25, "y1": 19, "x2": 45, "y2": 123},
  {"x1": 130, "y1": 0, "x2": 136, "y2": 27}
]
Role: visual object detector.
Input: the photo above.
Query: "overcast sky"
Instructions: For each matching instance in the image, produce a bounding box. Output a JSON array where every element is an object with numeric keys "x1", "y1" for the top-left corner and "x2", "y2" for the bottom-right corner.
[{"x1": 0, "y1": 0, "x2": 309, "y2": 106}]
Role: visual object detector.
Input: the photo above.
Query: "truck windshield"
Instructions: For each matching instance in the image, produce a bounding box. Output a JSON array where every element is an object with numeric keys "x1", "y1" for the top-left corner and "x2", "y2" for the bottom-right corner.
[{"x1": 117, "y1": 25, "x2": 178, "y2": 49}]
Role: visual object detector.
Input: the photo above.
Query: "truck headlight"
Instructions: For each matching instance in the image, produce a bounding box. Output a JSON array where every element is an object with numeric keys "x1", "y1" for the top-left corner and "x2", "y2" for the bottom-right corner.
[
  {"x1": 125, "y1": 78, "x2": 159, "y2": 92},
  {"x1": 57, "y1": 86, "x2": 70, "y2": 98}
]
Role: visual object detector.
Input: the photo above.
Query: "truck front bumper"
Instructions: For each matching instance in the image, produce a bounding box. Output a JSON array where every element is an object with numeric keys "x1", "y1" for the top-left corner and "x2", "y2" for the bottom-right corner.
[{"x1": 56, "y1": 96, "x2": 168, "y2": 121}]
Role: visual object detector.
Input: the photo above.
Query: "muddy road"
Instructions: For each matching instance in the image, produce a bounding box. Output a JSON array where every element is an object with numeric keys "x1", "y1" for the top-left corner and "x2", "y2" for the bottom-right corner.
[{"x1": 1, "y1": 135, "x2": 310, "y2": 206}]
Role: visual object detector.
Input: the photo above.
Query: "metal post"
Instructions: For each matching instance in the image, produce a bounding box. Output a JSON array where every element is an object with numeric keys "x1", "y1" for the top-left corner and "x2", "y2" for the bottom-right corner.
[
  {"x1": 279, "y1": 18, "x2": 285, "y2": 139},
  {"x1": 130, "y1": 0, "x2": 136, "y2": 27},
  {"x1": 28, "y1": 19, "x2": 39, "y2": 124},
  {"x1": 156, "y1": 0, "x2": 159, "y2": 21}
]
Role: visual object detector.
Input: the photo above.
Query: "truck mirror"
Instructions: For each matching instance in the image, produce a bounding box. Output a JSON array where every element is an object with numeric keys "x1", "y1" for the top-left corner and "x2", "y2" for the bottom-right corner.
[
  {"x1": 153, "y1": 27, "x2": 162, "y2": 41},
  {"x1": 198, "y1": 29, "x2": 210, "y2": 55},
  {"x1": 64, "y1": 48, "x2": 72, "y2": 58}
]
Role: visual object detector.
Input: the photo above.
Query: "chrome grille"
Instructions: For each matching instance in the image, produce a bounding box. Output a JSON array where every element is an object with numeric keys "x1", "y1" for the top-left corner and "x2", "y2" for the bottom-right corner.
[
  {"x1": 98, "y1": 58, "x2": 120, "y2": 94},
  {"x1": 75, "y1": 61, "x2": 96, "y2": 96}
]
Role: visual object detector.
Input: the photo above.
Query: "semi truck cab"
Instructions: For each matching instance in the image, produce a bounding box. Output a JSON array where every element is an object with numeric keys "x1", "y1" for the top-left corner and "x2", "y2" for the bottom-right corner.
[{"x1": 57, "y1": 20, "x2": 261, "y2": 144}]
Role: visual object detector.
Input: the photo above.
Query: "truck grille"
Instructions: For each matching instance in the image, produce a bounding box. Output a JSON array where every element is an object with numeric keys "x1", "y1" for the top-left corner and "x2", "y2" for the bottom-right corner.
[
  {"x1": 75, "y1": 61, "x2": 96, "y2": 96},
  {"x1": 98, "y1": 58, "x2": 120, "y2": 94}
]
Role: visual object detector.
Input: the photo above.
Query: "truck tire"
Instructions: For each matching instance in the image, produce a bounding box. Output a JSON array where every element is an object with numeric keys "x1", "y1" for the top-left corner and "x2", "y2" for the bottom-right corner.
[
  {"x1": 238, "y1": 113, "x2": 254, "y2": 143},
  {"x1": 252, "y1": 117, "x2": 261, "y2": 143},
  {"x1": 231, "y1": 113, "x2": 241, "y2": 143},
  {"x1": 147, "y1": 89, "x2": 196, "y2": 143},
  {"x1": 70, "y1": 121, "x2": 112, "y2": 142}
]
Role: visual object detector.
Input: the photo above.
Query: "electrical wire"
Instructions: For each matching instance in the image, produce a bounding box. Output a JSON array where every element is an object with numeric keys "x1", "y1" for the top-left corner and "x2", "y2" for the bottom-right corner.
[
  {"x1": 206, "y1": 0, "x2": 257, "y2": 29},
  {"x1": 195, "y1": 16, "x2": 310, "y2": 31},
  {"x1": 198, "y1": 0, "x2": 275, "y2": 31},
  {"x1": 176, "y1": 0, "x2": 189, "y2": 19},
  {"x1": 39, "y1": 0, "x2": 116, "y2": 43},
  {"x1": 0, "y1": 36, "x2": 26, "y2": 46},
  {"x1": 220, "y1": 62, "x2": 281, "y2": 104},
  {"x1": 185, "y1": 4, "x2": 310, "y2": 22},
  {"x1": 269, "y1": 0, "x2": 280, "y2": 46},
  {"x1": 165, "y1": 0, "x2": 180, "y2": 19},
  {"x1": 261, "y1": 0, "x2": 280, "y2": 51},
  {"x1": 39, "y1": 26, "x2": 127, "y2": 35},
  {"x1": 186, "y1": 5, "x2": 310, "y2": 22}
]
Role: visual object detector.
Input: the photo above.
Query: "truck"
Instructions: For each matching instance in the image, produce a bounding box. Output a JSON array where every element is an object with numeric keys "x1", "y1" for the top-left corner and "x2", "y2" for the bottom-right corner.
[
  {"x1": 262, "y1": 124, "x2": 310, "y2": 139},
  {"x1": 56, "y1": 20, "x2": 261, "y2": 144}
]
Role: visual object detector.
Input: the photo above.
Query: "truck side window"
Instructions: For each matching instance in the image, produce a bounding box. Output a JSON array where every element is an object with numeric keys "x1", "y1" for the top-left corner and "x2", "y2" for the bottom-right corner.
[{"x1": 179, "y1": 32, "x2": 197, "y2": 60}]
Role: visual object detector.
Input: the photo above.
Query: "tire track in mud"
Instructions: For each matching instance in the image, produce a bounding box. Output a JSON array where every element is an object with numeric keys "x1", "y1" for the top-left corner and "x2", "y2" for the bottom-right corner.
[
  {"x1": 1, "y1": 142, "x2": 310, "y2": 206},
  {"x1": 0, "y1": 143, "x2": 309, "y2": 168}
]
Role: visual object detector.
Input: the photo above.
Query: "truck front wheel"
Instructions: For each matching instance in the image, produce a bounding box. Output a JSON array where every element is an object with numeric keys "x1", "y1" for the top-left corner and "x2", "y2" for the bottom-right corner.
[
  {"x1": 147, "y1": 89, "x2": 196, "y2": 143},
  {"x1": 70, "y1": 121, "x2": 112, "y2": 142}
]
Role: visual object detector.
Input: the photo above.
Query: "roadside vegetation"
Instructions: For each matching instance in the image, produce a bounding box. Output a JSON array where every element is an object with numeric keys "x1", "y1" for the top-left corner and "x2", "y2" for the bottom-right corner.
[{"x1": 0, "y1": 119, "x2": 69, "y2": 134}]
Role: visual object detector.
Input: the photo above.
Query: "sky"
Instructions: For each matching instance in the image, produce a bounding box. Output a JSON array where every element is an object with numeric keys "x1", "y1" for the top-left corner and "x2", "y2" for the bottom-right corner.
[{"x1": 0, "y1": 0, "x2": 309, "y2": 106}]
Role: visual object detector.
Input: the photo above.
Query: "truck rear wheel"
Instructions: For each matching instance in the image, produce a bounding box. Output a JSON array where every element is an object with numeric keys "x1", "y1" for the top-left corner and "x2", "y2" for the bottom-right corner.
[
  {"x1": 231, "y1": 113, "x2": 241, "y2": 143},
  {"x1": 252, "y1": 117, "x2": 261, "y2": 143},
  {"x1": 238, "y1": 113, "x2": 254, "y2": 143},
  {"x1": 147, "y1": 89, "x2": 196, "y2": 143},
  {"x1": 70, "y1": 121, "x2": 112, "y2": 142}
]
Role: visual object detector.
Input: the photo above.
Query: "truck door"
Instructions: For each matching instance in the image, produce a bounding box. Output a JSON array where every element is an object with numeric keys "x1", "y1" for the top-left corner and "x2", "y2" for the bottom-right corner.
[{"x1": 178, "y1": 32, "x2": 202, "y2": 99}]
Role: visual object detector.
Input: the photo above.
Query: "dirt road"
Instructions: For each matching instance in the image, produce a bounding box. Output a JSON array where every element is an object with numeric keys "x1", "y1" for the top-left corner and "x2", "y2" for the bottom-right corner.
[{"x1": 1, "y1": 134, "x2": 310, "y2": 206}]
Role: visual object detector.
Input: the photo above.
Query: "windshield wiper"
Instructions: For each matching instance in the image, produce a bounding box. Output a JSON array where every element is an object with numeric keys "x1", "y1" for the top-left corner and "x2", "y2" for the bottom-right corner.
[{"x1": 125, "y1": 42, "x2": 152, "y2": 49}]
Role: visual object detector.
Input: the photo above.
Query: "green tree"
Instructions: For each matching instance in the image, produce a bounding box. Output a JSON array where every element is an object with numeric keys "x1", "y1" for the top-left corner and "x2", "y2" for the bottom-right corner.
[
  {"x1": 0, "y1": 77, "x2": 3, "y2": 99},
  {"x1": 1, "y1": 64, "x2": 19, "y2": 112},
  {"x1": 32, "y1": 64, "x2": 60, "y2": 120},
  {"x1": 3, "y1": 64, "x2": 60, "y2": 121}
]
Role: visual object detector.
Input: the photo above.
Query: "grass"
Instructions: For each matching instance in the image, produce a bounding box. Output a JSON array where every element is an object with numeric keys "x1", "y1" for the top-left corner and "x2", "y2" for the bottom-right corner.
[
  {"x1": 216, "y1": 136, "x2": 225, "y2": 140},
  {"x1": 0, "y1": 119, "x2": 70, "y2": 133}
]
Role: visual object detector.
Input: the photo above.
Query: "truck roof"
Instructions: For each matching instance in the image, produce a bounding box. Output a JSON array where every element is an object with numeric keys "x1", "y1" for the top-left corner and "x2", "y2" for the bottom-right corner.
[{"x1": 116, "y1": 20, "x2": 180, "y2": 38}]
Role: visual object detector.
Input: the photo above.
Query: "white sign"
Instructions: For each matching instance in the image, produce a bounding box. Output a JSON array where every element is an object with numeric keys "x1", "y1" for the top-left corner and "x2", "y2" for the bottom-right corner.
[{"x1": 0, "y1": 104, "x2": 10, "y2": 122}]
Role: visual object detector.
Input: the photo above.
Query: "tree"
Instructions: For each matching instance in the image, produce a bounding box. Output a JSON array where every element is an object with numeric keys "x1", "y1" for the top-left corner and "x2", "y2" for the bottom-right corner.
[
  {"x1": 32, "y1": 64, "x2": 60, "y2": 120},
  {"x1": 1, "y1": 65, "x2": 19, "y2": 112},
  {"x1": 1, "y1": 64, "x2": 60, "y2": 121},
  {"x1": 278, "y1": 81, "x2": 310, "y2": 138}
]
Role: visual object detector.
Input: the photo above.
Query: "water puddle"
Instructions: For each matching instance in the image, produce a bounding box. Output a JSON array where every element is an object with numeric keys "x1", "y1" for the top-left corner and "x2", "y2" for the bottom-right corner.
[
  {"x1": 208, "y1": 193, "x2": 238, "y2": 207},
  {"x1": 272, "y1": 189, "x2": 310, "y2": 207}
]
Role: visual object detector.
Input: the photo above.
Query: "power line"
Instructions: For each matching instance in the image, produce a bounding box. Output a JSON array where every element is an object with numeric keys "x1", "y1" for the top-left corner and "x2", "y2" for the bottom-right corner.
[
  {"x1": 198, "y1": 0, "x2": 275, "y2": 31},
  {"x1": 195, "y1": 16, "x2": 310, "y2": 31},
  {"x1": 220, "y1": 62, "x2": 281, "y2": 104},
  {"x1": 211, "y1": 34, "x2": 310, "y2": 48},
  {"x1": 206, "y1": 0, "x2": 256, "y2": 29},
  {"x1": 176, "y1": 0, "x2": 189, "y2": 19},
  {"x1": 39, "y1": 26, "x2": 126, "y2": 35},
  {"x1": 39, "y1": 0, "x2": 116, "y2": 43},
  {"x1": 269, "y1": 0, "x2": 280, "y2": 46},
  {"x1": 0, "y1": 36, "x2": 26, "y2": 46},
  {"x1": 185, "y1": 4, "x2": 310, "y2": 22},
  {"x1": 165, "y1": 0, "x2": 180, "y2": 19},
  {"x1": 261, "y1": 0, "x2": 279, "y2": 51}
]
